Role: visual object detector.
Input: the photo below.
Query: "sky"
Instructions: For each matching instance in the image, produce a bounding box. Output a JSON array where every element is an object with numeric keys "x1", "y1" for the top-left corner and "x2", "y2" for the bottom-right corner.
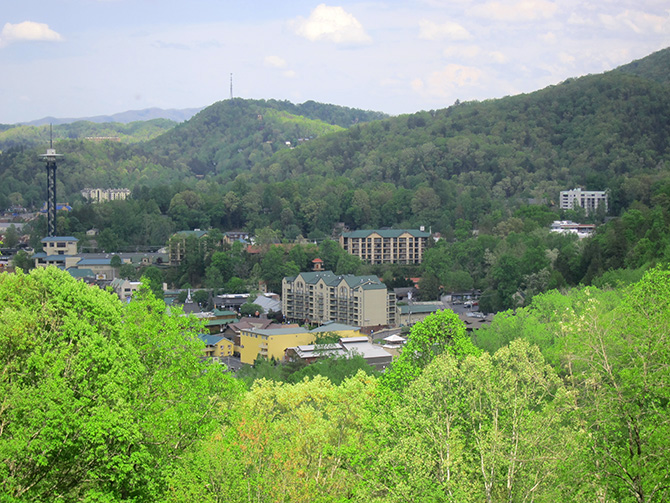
[{"x1": 1, "y1": 0, "x2": 669, "y2": 124}]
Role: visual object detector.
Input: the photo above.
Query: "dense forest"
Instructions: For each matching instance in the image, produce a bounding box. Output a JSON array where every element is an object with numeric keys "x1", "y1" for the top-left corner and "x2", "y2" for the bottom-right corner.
[
  {"x1": 2, "y1": 265, "x2": 668, "y2": 502},
  {"x1": 3, "y1": 48, "x2": 670, "y2": 311}
]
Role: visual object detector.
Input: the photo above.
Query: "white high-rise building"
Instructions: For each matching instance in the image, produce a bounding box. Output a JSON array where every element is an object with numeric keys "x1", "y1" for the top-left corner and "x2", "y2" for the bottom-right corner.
[{"x1": 560, "y1": 188, "x2": 608, "y2": 214}]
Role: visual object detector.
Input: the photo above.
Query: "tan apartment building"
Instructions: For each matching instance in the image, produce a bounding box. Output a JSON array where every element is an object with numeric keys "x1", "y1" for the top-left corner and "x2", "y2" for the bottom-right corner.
[
  {"x1": 282, "y1": 271, "x2": 396, "y2": 327},
  {"x1": 339, "y1": 229, "x2": 431, "y2": 264}
]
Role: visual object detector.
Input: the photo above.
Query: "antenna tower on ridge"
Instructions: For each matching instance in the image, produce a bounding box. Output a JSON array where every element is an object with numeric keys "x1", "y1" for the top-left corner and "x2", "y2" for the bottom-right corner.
[{"x1": 230, "y1": 73, "x2": 233, "y2": 99}]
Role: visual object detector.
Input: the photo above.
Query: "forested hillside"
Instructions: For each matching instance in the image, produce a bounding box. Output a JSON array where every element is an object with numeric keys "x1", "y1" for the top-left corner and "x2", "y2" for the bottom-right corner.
[
  {"x1": 0, "y1": 119, "x2": 177, "y2": 150},
  {"x1": 141, "y1": 98, "x2": 387, "y2": 177},
  {"x1": 4, "y1": 49, "x2": 670, "y2": 309},
  {"x1": 0, "y1": 99, "x2": 385, "y2": 209}
]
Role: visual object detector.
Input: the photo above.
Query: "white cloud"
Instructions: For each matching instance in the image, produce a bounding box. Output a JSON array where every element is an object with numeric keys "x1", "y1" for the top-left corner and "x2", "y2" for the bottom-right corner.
[
  {"x1": 443, "y1": 45, "x2": 481, "y2": 59},
  {"x1": 0, "y1": 21, "x2": 63, "y2": 47},
  {"x1": 292, "y1": 4, "x2": 371, "y2": 45},
  {"x1": 468, "y1": 0, "x2": 558, "y2": 22},
  {"x1": 416, "y1": 63, "x2": 484, "y2": 98},
  {"x1": 265, "y1": 55, "x2": 287, "y2": 68},
  {"x1": 567, "y1": 12, "x2": 591, "y2": 26},
  {"x1": 442, "y1": 45, "x2": 508, "y2": 64},
  {"x1": 489, "y1": 50, "x2": 507, "y2": 63},
  {"x1": 540, "y1": 32, "x2": 557, "y2": 44},
  {"x1": 558, "y1": 52, "x2": 576, "y2": 64},
  {"x1": 419, "y1": 20, "x2": 472, "y2": 41},
  {"x1": 599, "y1": 9, "x2": 670, "y2": 34}
]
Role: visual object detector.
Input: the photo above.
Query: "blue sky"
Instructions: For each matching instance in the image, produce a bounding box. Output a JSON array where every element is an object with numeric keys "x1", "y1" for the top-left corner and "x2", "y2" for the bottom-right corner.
[{"x1": 1, "y1": 1, "x2": 669, "y2": 124}]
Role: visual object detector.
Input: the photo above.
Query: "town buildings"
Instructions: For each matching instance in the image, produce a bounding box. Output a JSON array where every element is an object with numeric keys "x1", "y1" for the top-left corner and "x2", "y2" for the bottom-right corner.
[
  {"x1": 339, "y1": 229, "x2": 431, "y2": 264},
  {"x1": 559, "y1": 188, "x2": 608, "y2": 214},
  {"x1": 33, "y1": 236, "x2": 166, "y2": 286},
  {"x1": 282, "y1": 271, "x2": 396, "y2": 327}
]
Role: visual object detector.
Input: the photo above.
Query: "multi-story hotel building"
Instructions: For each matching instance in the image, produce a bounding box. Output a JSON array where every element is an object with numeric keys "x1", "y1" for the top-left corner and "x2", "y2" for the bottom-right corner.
[
  {"x1": 559, "y1": 188, "x2": 608, "y2": 214},
  {"x1": 339, "y1": 229, "x2": 431, "y2": 264},
  {"x1": 282, "y1": 271, "x2": 396, "y2": 327},
  {"x1": 81, "y1": 188, "x2": 131, "y2": 203}
]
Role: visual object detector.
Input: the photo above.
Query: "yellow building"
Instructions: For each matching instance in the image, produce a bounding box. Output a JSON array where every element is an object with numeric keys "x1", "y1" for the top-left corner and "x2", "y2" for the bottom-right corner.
[
  {"x1": 199, "y1": 334, "x2": 234, "y2": 359},
  {"x1": 239, "y1": 326, "x2": 315, "y2": 364},
  {"x1": 239, "y1": 322, "x2": 368, "y2": 365}
]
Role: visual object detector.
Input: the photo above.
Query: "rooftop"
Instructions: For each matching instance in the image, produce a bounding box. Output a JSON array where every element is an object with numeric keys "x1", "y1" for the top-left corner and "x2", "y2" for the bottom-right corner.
[{"x1": 41, "y1": 236, "x2": 78, "y2": 242}]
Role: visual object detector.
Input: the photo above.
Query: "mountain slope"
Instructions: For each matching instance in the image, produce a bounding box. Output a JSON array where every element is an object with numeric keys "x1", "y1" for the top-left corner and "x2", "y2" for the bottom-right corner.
[
  {"x1": 615, "y1": 47, "x2": 670, "y2": 86},
  {"x1": 141, "y1": 98, "x2": 387, "y2": 176},
  {"x1": 247, "y1": 65, "x2": 670, "y2": 217}
]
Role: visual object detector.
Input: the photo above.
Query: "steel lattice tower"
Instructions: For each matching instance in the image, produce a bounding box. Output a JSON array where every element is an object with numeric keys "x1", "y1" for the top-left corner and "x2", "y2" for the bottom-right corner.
[{"x1": 40, "y1": 128, "x2": 62, "y2": 237}]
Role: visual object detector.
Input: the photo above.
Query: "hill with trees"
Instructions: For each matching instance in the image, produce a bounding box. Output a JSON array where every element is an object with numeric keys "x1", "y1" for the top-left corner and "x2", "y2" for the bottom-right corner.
[
  {"x1": 4, "y1": 48, "x2": 670, "y2": 310},
  {"x1": 0, "y1": 119, "x2": 178, "y2": 150}
]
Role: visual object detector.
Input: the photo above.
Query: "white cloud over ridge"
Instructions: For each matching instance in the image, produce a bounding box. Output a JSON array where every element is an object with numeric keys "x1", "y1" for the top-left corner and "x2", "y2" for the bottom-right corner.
[
  {"x1": 292, "y1": 4, "x2": 371, "y2": 45},
  {"x1": 414, "y1": 63, "x2": 484, "y2": 99},
  {"x1": 0, "y1": 21, "x2": 62, "y2": 47}
]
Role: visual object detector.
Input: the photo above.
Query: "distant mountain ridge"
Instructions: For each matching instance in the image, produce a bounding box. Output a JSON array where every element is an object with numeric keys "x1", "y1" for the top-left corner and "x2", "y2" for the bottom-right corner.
[{"x1": 19, "y1": 107, "x2": 205, "y2": 126}]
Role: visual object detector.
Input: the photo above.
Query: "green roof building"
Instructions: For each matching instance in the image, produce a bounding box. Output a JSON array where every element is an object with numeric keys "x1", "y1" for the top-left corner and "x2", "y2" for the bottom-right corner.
[{"x1": 282, "y1": 270, "x2": 396, "y2": 327}]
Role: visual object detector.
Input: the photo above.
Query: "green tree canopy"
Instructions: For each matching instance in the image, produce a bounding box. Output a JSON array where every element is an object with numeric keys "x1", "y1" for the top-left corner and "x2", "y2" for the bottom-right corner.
[{"x1": 0, "y1": 267, "x2": 240, "y2": 501}]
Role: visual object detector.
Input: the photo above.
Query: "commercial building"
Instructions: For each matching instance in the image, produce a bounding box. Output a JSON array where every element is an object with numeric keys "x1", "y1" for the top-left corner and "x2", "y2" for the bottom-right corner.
[
  {"x1": 33, "y1": 236, "x2": 166, "y2": 287},
  {"x1": 239, "y1": 326, "x2": 314, "y2": 364},
  {"x1": 550, "y1": 220, "x2": 596, "y2": 239},
  {"x1": 559, "y1": 188, "x2": 608, "y2": 214},
  {"x1": 282, "y1": 271, "x2": 396, "y2": 327},
  {"x1": 339, "y1": 229, "x2": 431, "y2": 264},
  {"x1": 285, "y1": 336, "x2": 394, "y2": 371}
]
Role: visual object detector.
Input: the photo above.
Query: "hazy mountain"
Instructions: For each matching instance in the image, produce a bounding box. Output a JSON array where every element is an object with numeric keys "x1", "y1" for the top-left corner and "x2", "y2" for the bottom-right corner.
[{"x1": 19, "y1": 107, "x2": 204, "y2": 126}]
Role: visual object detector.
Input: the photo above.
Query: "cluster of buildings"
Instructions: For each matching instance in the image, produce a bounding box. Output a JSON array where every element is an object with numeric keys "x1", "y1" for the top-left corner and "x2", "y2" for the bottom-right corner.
[
  {"x1": 199, "y1": 319, "x2": 396, "y2": 370},
  {"x1": 24, "y1": 227, "x2": 492, "y2": 370},
  {"x1": 32, "y1": 236, "x2": 166, "y2": 298}
]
